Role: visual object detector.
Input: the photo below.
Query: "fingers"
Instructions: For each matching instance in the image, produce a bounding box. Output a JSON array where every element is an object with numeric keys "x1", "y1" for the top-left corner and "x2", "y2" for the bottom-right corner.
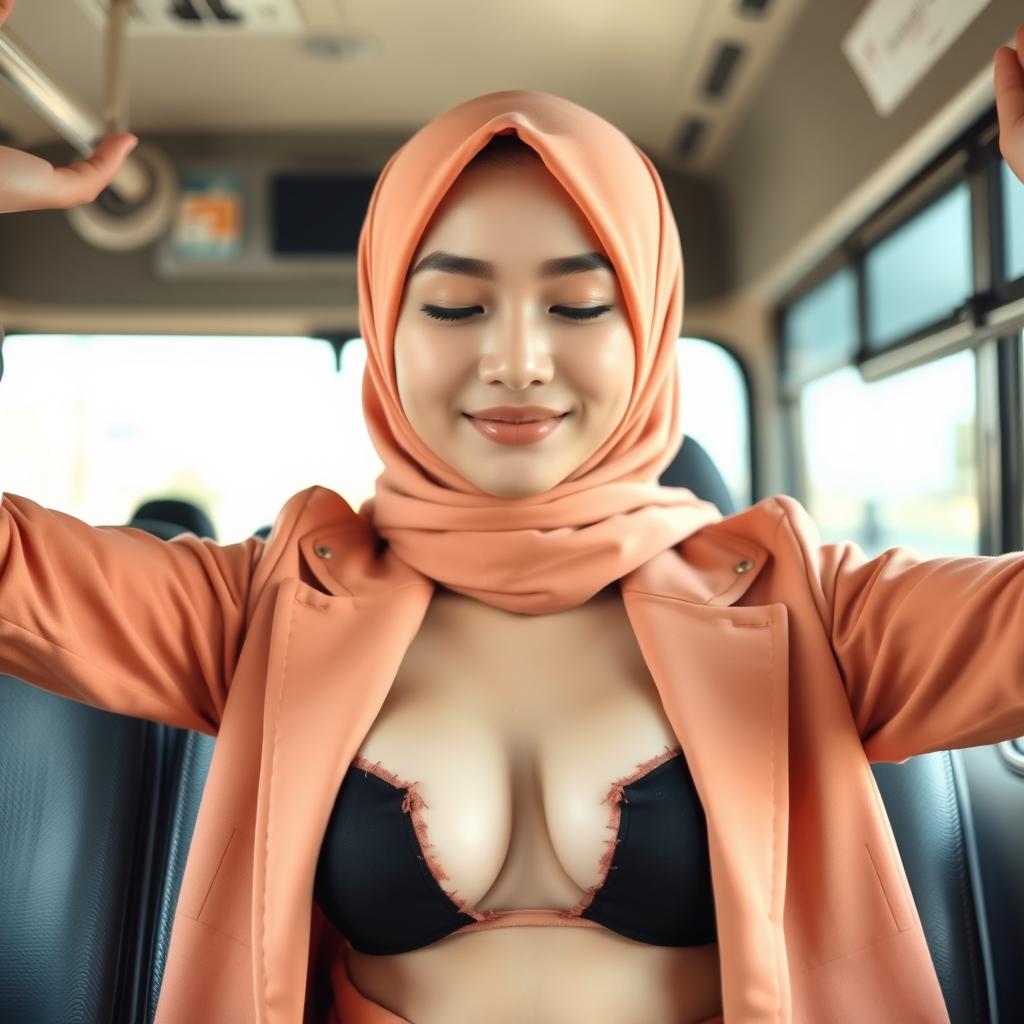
[
  {"x1": 0, "y1": 0, "x2": 14, "y2": 31},
  {"x1": 51, "y1": 132, "x2": 139, "y2": 208},
  {"x1": 998, "y1": 24, "x2": 1024, "y2": 79},
  {"x1": 995, "y1": 28, "x2": 1024, "y2": 155}
]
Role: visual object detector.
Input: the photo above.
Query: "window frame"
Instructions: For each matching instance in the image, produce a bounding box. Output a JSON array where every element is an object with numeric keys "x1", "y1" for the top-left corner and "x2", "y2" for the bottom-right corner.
[{"x1": 776, "y1": 106, "x2": 1024, "y2": 557}]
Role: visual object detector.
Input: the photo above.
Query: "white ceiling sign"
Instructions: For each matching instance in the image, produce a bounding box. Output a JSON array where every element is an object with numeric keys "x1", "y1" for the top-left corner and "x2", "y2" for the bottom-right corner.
[{"x1": 842, "y1": 0, "x2": 992, "y2": 117}]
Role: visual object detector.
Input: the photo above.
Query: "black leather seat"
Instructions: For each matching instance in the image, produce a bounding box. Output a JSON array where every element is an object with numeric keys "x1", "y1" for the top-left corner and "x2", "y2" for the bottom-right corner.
[
  {"x1": 0, "y1": 443, "x2": 1010, "y2": 1021},
  {"x1": 0, "y1": 497, "x2": 220, "y2": 1024}
]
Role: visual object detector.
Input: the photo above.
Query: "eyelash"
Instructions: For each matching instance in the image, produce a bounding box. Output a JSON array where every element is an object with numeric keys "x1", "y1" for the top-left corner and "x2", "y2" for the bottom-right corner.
[{"x1": 420, "y1": 304, "x2": 613, "y2": 323}]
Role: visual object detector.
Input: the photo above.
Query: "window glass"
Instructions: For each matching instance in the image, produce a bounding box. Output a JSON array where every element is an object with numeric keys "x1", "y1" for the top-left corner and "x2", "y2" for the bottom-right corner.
[
  {"x1": 799, "y1": 350, "x2": 977, "y2": 559},
  {"x1": 0, "y1": 334, "x2": 344, "y2": 542},
  {"x1": 1003, "y1": 159, "x2": 1024, "y2": 282},
  {"x1": 781, "y1": 266, "x2": 858, "y2": 387},
  {"x1": 675, "y1": 337, "x2": 752, "y2": 508},
  {"x1": 336, "y1": 338, "x2": 384, "y2": 513},
  {"x1": 865, "y1": 182, "x2": 972, "y2": 351}
]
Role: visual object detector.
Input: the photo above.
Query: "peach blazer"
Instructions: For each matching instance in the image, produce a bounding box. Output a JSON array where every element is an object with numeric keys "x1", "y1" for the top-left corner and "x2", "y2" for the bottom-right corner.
[{"x1": 3, "y1": 482, "x2": 1024, "y2": 1023}]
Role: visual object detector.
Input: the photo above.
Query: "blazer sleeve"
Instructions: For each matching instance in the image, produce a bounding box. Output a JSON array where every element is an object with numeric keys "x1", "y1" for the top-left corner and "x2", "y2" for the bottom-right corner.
[
  {"x1": 0, "y1": 490, "x2": 264, "y2": 736},
  {"x1": 774, "y1": 494, "x2": 1024, "y2": 764}
]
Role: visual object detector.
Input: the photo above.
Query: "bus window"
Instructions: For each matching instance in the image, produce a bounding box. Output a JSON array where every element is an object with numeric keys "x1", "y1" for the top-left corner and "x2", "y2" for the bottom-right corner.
[
  {"x1": 1004, "y1": 159, "x2": 1024, "y2": 282},
  {"x1": 675, "y1": 337, "x2": 752, "y2": 509},
  {"x1": 781, "y1": 267, "x2": 858, "y2": 389},
  {"x1": 337, "y1": 338, "x2": 384, "y2": 513},
  {"x1": 0, "y1": 333, "x2": 342, "y2": 541},
  {"x1": 864, "y1": 182, "x2": 973, "y2": 352},
  {"x1": 799, "y1": 350, "x2": 977, "y2": 559}
]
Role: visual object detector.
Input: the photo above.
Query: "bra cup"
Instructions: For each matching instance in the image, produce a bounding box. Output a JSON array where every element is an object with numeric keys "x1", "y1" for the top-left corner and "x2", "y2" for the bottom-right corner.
[
  {"x1": 580, "y1": 753, "x2": 717, "y2": 946},
  {"x1": 314, "y1": 768, "x2": 476, "y2": 956},
  {"x1": 315, "y1": 750, "x2": 716, "y2": 955}
]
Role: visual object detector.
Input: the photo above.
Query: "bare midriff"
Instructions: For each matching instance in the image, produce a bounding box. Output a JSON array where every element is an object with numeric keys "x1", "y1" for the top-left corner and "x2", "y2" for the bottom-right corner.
[{"x1": 345, "y1": 924, "x2": 721, "y2": 1024}]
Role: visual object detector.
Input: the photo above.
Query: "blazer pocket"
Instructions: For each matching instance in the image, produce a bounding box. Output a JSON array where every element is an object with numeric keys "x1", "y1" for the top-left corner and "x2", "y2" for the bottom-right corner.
[
  {"x1": 180, "y1": 824, "x2": 253, "y2": 948},
  {"x1": 863, "y1": 839, "x2": 912, "y2": 933},
  {"x1": 805, "y1": 841, "x2": 907, "y2": 968},
  {"x1": 196, "y1": 826, "x2": 238, "y2": 921}
]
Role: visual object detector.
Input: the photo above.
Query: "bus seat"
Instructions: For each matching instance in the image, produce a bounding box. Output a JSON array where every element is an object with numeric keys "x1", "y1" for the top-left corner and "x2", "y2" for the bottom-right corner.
[
  {"x1": 0, "y1": 498, "x2": 220, "y2": 1024},
  {"x1": 658, "y1": 433, "x2": 737, "y2": 515},
  {"x1": 130, "y1": 498, "x2": 217, "y2": 542}
]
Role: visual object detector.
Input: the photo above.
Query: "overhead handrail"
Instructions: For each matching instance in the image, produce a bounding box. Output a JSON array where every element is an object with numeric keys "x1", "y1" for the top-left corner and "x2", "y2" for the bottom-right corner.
[{"x1": 0, "y1": 0, "x2": 149, "y2": 204}]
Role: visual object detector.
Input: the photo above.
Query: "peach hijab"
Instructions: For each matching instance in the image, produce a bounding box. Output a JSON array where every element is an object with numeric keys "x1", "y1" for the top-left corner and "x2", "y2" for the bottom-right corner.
[{"x1": 355, "y1": 89, "x2": 724, "y2": 614}]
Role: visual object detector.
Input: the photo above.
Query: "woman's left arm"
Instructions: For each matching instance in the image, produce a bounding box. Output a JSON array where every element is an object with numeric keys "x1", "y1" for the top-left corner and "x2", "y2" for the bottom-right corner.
[
  {"x1": 774, "y1": 495, "x2": 1024, "y2": 764},
  {"x1": 995, "y1": 25, "x2": 1024, "y2": 183}
]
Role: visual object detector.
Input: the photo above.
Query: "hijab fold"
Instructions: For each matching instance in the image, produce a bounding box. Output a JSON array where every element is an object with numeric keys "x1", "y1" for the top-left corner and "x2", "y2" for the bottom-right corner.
[{"x1": 355, "y1": 90, "x2": 724, "y2": 614}]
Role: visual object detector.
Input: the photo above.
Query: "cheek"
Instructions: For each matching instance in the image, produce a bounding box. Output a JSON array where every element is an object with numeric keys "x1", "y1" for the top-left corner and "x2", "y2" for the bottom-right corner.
[
  {"x1": 572, "y1": 332, "x2": 635, "y2": 404},
  {"x1": 395, "y1": 329, "x2": 465, "y2": 420}
]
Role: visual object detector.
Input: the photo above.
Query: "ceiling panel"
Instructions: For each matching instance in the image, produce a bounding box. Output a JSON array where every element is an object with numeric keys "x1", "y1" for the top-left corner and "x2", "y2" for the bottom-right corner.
[{"x1": 0, "y1": 0, "x2": 804, "y2": 173}]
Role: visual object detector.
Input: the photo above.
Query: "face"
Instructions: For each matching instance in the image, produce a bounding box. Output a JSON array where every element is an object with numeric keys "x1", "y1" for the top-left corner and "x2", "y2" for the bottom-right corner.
[{"x1": 393, "y1": 156, "x2": 635, "y2": 499}]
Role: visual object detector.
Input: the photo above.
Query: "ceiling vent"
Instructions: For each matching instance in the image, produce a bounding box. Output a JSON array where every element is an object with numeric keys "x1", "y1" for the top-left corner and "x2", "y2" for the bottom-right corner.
[
  {"x1": 673, "y1": 117, "x2": 707, "y2": 160},
  {"x1": 77, "y1": 0, "x2": 305, "y2": 36},
  {"x1": 702, "y1": 41, "x2": 745, "y2": 100}
]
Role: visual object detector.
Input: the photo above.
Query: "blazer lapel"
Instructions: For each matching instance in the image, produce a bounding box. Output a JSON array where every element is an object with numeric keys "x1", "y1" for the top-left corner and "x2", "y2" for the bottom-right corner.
[
  {"x1": 253, "y1": 519, "x2": 435, "y2": 1024},
  {"x1": 253, "y1": 502, "x2": 790, "y2": 1023},
  {"x1": 619, "y1": 535, "x2": 792, "y2": 1020}
]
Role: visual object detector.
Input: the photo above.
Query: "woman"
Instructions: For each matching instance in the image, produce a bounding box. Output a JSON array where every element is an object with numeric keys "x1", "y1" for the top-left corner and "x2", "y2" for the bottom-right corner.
[{"x1": 2, "y1": 1, "x2": 1024, "y2": 1018}]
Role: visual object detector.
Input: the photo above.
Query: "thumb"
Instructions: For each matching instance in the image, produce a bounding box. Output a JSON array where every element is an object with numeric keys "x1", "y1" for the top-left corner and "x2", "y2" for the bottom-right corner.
[
  {"x1": 95, "y1": 133, "x2": 139, "y2": 161},
  {"x1": 53, "y1": 132, "x2": 141, "y2": 207},
  {"x1": 109, "y1": 132, "x2": 140, "y2": 155}
]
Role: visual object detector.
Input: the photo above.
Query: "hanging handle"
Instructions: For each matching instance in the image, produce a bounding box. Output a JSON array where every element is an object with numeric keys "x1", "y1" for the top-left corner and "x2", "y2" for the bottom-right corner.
[{"x1": 0, "y1": 0, "x2": 148, "y2": 204}]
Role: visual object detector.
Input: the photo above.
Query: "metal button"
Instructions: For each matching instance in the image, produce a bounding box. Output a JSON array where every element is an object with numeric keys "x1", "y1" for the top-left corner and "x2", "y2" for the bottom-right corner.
[
  {"x1": 314, "y1": 543, "x2": 333, "y2": 559},
  {"x1": 733, "y1": 558, "x2": 754, "y2": 574}
]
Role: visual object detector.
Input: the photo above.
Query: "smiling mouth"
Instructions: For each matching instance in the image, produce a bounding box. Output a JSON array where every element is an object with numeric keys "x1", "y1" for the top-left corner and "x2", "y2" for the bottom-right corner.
[{"x1": 463, "y1": 413, "x2": 569, "y2": 424}]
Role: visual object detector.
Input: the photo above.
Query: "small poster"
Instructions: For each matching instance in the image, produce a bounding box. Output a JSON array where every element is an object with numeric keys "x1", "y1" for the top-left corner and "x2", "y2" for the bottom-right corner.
[
  {"x1": 171, "y1": 168, "x2": 244, "y2": 260},
  {"x1": 842, "y1": 0, "x2": 993, "y2": 117}
]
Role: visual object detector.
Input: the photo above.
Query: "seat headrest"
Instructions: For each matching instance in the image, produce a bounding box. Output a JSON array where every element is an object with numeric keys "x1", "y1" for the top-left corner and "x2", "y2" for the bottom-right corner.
[
  {"x1": 130, "y1": 499, "x2": 218, "y2": 541},
  {"x1": 658, "y1": 435, "x2": 737, "y2": 515}
]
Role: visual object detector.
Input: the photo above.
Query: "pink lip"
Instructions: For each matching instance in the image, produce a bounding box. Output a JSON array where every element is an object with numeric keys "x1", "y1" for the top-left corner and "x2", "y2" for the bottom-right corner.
[{"x1": 464, "y1": 412, "x2": 568, "y2": 446}]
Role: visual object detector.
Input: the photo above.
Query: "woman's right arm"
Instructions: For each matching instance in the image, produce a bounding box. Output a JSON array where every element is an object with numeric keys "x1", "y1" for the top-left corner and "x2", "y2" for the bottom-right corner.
[
  {"x1": 0, "y1": 1, "x2": 139, "y2": 214},
  {"x1": 0, "y1": 495, "x2": 265, "y2": 735},
  {"x1": 0, "y1": 0, "x2": 263, "y2": 736}
]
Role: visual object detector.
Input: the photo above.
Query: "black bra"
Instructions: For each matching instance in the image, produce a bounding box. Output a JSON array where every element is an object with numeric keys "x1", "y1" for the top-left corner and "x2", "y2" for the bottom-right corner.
[{"x1": 314, "y1": 745, "x2": 716, "y2": 956}]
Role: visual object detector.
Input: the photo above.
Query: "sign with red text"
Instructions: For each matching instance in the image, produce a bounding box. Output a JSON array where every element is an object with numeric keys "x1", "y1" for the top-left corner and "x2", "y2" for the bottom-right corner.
[{"x1": 842, "y1": 0, "x2": 992, "y2": 117}]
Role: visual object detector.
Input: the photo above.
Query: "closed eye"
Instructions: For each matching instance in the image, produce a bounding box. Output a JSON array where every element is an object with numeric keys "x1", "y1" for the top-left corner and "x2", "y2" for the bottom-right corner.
[
  {"x1": 420, "y1": 304, "x2": 479, "y2": 322},
  {"x1": 420, "y1": 304, "x2": 613, "y2": 323}
]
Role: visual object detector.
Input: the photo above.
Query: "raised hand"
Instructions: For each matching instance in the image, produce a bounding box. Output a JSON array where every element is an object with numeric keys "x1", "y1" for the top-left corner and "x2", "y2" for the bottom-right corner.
[
  {"x1": 0, "y1": 0, "x2": 138, "y2": 213},
  {"x1": 995, "y1": 25, "x2": 1024, "y2": 185}
]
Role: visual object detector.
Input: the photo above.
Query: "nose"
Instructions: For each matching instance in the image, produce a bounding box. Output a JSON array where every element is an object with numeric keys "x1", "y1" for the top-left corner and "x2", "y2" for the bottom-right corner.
[{"x1": 478, "y1": 314, "x2": 555, "y2": 389}]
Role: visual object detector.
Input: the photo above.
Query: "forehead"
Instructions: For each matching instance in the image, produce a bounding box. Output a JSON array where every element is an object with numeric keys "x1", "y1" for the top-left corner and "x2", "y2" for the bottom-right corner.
[{"x1": 409, "y1": 163, "x2": 608, "y2": 274}]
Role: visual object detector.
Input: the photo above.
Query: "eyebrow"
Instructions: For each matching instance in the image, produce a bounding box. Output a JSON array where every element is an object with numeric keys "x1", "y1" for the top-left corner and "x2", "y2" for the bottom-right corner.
[{"x1": 409, "y1": 250, "x2": 614, "y2": 280}]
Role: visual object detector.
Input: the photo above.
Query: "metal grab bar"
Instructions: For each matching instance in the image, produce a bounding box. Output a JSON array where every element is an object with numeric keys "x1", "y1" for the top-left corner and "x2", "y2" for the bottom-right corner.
[{"x1": 0, "y1": 2, "x2": 149, "y2": 204}]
